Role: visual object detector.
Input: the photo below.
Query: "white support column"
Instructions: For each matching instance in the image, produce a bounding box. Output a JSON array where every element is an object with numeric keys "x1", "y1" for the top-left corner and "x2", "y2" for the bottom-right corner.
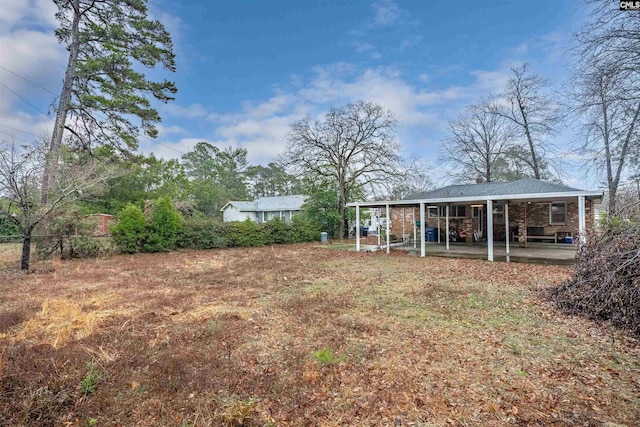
[
  {"x1": 578, "y1": 195, "x2": 586, "y2": 242},
  {"x1": 420, "y1": 202, "x2": 426, "y2": 257},
  {"x1": 402, "y1": 208, "x2": 406, "y2": 245},
  {"x1": 413, "y1": 208, "x2": 417, "y2": 248},
  {"x1": 386, "y1": 204, "x2": 391, "y2": 254},
  {"x1": 487, "y1": 199, "x2": 494, "y2": 262},
  {"x1": 504, "y1": 203, "x2": 510, "y2": 261},
  {"x1": 437, "y1": 207, "x2": 441, "y2": 243},
  {"x1": 355, "y1": 205, "x2": 360, "y2": 252},
  {"x1": 445, "y1": 205, "x2": 450, "y2": 250}
]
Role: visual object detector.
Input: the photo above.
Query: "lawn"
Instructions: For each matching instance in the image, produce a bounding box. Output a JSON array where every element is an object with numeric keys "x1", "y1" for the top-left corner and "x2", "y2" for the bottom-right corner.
[{"x1": 0, "y1": 244, "x2": 638, "y2": 426}]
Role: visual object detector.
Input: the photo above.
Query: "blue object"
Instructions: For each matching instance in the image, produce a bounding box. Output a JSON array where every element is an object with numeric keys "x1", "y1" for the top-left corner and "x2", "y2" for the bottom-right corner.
[
  {"x1": 426, "y1": 227, "x2": 436, "y2": 242},
  {"x1": 565, "y1": 236, "x2": 573, "y2": 243}
]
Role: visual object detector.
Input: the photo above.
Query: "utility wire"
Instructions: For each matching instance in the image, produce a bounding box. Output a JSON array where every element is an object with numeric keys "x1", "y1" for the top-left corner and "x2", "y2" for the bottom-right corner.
[
  {"x1": 0, "y1": 123, "x2": 41, "y2": 139},
  {"x1": 0, "y1": 128, "x2": 31, "y2": 142},
  {"x1": 0, "y1": 65, "x2": 58, "y2": 95},
  {"x1": 0, "y1": 81, "x2": 50, "y2": 116},
  {"x1": 0, "y1": 65, "x2": 184, "y2": 155}
]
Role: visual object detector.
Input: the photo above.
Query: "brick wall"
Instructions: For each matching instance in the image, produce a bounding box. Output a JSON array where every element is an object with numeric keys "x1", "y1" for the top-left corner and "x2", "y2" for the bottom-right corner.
[{"x1": 382, "y1": 198, "x2": 596, "y2": 242}]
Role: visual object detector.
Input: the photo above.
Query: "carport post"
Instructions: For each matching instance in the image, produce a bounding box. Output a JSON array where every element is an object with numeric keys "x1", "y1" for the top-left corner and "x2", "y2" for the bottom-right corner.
[
  {"x1": 504, "y1": 203, "x2": 510, "y2": 261},
  {"x1": 437, "y1": 207, "x2": 441, "y2": 243},
  {"x1": 355, "y1": 205, "x2": 360, "y2": 252},
  {"x1": 420, "y1": 202, "x2": 425, "y2": 257},
  {"x1": 578, "y1": 195, "x2": 586, "y2": 243},
  {"x1": 445, "y1": 205, "x2": 450, "y2": 250},
  {"x1": 413, "y1": 208, "x2": 417, "y2": 248},
  {"x1": 386, "y1": 204, "x2": 390, "y2": 254},
  {"x1": 487, "y1": 199, "x2": 494, "y2": 262}
]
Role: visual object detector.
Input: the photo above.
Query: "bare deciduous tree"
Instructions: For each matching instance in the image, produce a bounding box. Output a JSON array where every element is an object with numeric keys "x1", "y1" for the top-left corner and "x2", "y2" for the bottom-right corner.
[
  {"x1": 283, "y1": 101, "x2": 401, "y2": 238},
  {"x1": 0, "y1": 139, "x2": 111, "y2": 269},
  {"x1": 571, "y1": 2, "x2": 640, "y2": 215},
  {"x1": 442, "y1": 100, "x2": 516, "y2": 183},
  {"x1": 573, "y1": 67, "x2": 640, "y2": 215},
  {"x1": 491, "y1": 63, "x2": 560, "y2": 179}
]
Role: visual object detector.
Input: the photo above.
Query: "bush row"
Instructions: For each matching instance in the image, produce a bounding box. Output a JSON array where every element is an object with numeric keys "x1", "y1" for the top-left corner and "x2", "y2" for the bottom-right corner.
[
  {"x1": 176, "y1": 216, "x2": 320, "y2": 250},
  {"x1": 109, "y1": 198, "x2": 321, "y2": 254}
]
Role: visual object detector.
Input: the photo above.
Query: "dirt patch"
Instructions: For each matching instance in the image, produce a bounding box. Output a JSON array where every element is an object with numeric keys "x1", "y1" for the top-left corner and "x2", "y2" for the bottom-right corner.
[{"x1": 0, "y1": 243, "x2": 638, "y2": 426}]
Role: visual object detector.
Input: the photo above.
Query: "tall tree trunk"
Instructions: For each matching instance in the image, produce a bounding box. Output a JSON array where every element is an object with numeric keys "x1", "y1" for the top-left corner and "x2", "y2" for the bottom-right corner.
[
  {"x1": 337, "y1": 187, "x2": 346, "y2": 240},
  {"x1": 518, "y1": 100, "x2": 541, "y2": 179},
  {"x1": 21, "y1": 233, "x2": 31, "y2": 270},
  {"x1": 608, "y1": 102, "x2": 640, "y2": 215},
  {"x1": 42, "y1": 0, "x2": 81, "y2": 205}
]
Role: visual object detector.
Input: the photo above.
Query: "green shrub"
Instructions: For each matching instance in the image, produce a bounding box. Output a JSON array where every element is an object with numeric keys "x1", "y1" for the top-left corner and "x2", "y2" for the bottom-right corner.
[
  {"x1": 263, "y1": 217, "x2": 292, "y2": 244},
  {"x1": 177, "y1": 216, "x2": 230, "y2": 249},
  {"x1": 290, "y1": 215, "x2": 321, "y2": 242},
  {"x1": 228, "y1": 219, "x2": 266, "y2": 247},
  {"x1": 64, "y1": 236, "x2": 113, "y2": 259},
  {"x1": 143, "y1": 197, "x2": 183, "y2": 252},
  {"x1": 110, "y1": 204, "x2": 146, "y2": 254}
]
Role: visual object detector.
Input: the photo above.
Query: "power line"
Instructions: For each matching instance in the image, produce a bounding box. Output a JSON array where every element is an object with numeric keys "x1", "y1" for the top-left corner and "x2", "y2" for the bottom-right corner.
[
  {"x1": 0, "y1": 81, "x2": 50, "y2": 116},
  {"x1": 0, "y1": 128, "x2": 31, "y2": 142},
  {"x1": 0, "y1": 65, "x2": 57, "y2": 96},
  {"x1": 0, "y1": 65, "x2": 184, "y2": 155},
  {"x1": 0, "y1": 123, "x2": 41, "y2": 139}
]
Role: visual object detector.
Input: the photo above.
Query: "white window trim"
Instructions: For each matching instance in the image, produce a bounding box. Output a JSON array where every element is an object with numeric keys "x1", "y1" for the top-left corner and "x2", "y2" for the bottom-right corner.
[{"x1": 549, "y1": 201, "x2": 568, "y2": 225}]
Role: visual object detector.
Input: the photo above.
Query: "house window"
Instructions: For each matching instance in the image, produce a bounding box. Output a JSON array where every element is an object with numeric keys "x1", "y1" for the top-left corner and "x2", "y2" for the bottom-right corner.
[
  {"x1": 428, "y1": 205, "x2": 467, "y2": 218},
  {"x1": 493, "y1": 205, "x2": 505, "y2": 225},
  {"x1": 549, "y1": 202, "x2": 567, "y2": 225},
  {"x1": 448, "y1": 205, "x2": 466, "y2": 218}
]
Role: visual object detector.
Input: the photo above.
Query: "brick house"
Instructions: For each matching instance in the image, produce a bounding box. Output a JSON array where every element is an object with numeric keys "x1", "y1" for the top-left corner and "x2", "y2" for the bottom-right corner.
[{"x1": 347, "y1": 178, "x2": 603, "y2": 262}]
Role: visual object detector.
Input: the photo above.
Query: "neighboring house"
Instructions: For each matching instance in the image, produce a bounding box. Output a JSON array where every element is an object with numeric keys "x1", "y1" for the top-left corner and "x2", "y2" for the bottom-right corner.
[
  {"x1": 347, "y1": 178, "x2": 603, "y2": 261},
  {"x1": 220, "y1": 195, "x2": 307, "y2": 223}
]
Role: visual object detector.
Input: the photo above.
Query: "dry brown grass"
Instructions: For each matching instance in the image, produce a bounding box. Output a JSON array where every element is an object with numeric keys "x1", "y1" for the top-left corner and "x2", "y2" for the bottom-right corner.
[{"x1": 0, "y1": 244, "x2": 639, "y2": 426}]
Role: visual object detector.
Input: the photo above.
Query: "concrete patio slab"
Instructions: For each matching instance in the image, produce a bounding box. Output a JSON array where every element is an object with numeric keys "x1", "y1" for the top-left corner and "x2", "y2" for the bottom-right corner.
[{"x1": 341, "y1": 240, "x2": 577, "y2": 265}]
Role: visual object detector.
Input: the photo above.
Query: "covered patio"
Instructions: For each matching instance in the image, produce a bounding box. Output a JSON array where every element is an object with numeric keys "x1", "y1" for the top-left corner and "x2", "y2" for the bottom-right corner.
[
  {"x1": 347, "y1": 178, "x2": 603, "y2": 262},
  {"x1": 353, "y1": 241, "x2": 577, "y2": 264}
]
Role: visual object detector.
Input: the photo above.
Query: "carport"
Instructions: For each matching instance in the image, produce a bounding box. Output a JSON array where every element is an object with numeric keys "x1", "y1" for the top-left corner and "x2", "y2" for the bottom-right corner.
[{"x1": 346, "y1": 178, "x2": 603, "y2": 262}]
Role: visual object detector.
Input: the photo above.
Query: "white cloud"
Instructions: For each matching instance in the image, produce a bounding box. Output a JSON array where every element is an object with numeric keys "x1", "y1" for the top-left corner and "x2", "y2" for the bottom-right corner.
[
  {"x1": 371, "y1": 0, "x2": 400, "y2": 27},
  {"x1": 144, "y1": 62, "x2": 518, "y2": 167},
  {"x1": 418, "y1": 73, "x2": 430, "y2": 83},
  {"x1": 0, "y1": 2, "x2": 63, "y2": 144},
  {"x1": 354, "y1": 41, "x2": 375, "y2": 53},
  {"x1": 399, "y1": 35, "x2": 423, "y2": 51},
  {"x1": 156, "y1": 124, "x2": 187, "y2": 137},
  {"x1": 160, "y1": 103, "x2": 209, "y2": 119}
]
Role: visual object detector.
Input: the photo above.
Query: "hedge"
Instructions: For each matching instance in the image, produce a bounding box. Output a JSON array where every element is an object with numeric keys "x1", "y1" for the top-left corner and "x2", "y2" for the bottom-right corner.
[{"x1": 176, "y1": 217, "x2": 320, "y2": 250}]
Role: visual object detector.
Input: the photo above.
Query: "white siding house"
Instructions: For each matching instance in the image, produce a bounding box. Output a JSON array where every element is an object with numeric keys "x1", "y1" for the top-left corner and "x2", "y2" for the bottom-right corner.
[{"x1": 220, "y1": 195, "x2": 306, "y2": 223}]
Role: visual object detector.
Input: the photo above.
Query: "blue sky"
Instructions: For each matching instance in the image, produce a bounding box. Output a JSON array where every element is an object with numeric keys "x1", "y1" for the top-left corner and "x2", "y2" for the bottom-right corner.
[{"x1": 0, "y1": 0, "x2": 593, "y2": 188}]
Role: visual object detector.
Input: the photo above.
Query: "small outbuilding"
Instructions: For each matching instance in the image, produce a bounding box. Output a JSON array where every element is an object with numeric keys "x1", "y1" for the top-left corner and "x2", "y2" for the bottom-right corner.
[{"x1": 86, "y1": 213, "x2": 116, "y2": 235}]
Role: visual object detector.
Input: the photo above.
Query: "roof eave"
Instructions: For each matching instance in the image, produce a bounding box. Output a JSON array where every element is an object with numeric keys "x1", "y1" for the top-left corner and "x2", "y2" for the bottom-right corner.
[{"x1": 346, "y1": 190, "x2": 605, "y2": 208}]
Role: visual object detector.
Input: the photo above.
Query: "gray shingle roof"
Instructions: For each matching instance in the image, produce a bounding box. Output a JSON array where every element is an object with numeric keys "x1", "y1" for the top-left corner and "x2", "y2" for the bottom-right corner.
[
  {"x1": 228, "y1": 195, "x2": 306, "y2": 212},
  {"x1": 411, "y1": 178, "x2": 581, "y2": 200}
]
